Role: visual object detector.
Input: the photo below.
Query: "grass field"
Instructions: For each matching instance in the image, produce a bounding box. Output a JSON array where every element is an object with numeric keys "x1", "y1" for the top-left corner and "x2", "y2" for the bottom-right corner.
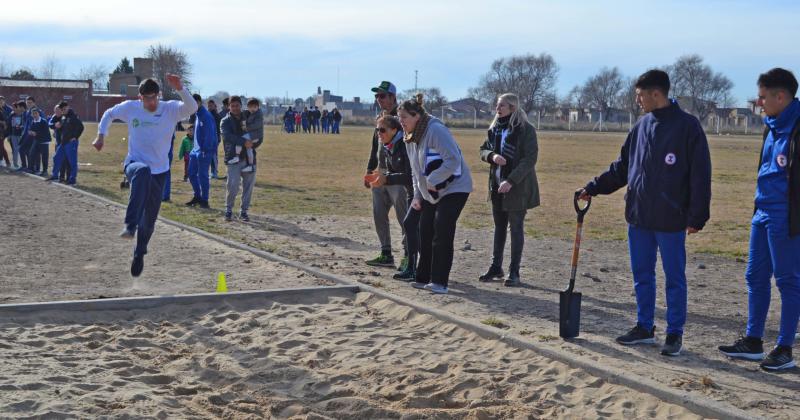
[{"x1": 72, "y1": 123, "x2": 761, "y2": 258}]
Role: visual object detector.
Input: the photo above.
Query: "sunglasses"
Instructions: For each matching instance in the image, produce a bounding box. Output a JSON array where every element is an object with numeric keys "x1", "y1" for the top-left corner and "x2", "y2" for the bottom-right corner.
[
  {"x1": 376, "y1": 127, "x2": 389, "y2": 133},
  {"x1": 374, "y1": 93, "x2": 388, "y2": 99}
]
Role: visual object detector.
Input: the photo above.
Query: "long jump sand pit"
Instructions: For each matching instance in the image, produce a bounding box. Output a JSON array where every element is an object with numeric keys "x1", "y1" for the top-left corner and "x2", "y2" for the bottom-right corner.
[{"x1": 0, "y1": 288, "x2": 702, "y2": 419}]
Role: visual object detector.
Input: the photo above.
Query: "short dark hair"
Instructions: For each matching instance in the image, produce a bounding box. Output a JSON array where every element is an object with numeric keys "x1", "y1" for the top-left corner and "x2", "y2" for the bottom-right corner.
[
  {"x1": 138, "y1": 78, "x2": 160, "y2": 96},
  {"x1": 26, "y1": 96, "x2": 35, "y2": 102},
  {"x1": 247, "y1": 98, "x2": 260, "y2": 107},
  {"x1": 229, "y1": 96, "x2": 242, "y2": 105},
  {"x1": 192, "y1": 93, "x2": 202, "y2": 103},
  {"x1": 635, "y1": 69, "x2": 670, "y2": 96},
  {"x1": 222, "y1": 97, "x2": 230, "y2": 106},
  {"x1": 758, "y1": 68, "x2": 798, "y2": 97},
  {"x1": 57, "y1": 101, "x2": 69, "y2": 109},
  {"x1": 377, "y1": 115, "x2": 402, "y2": 132},
  {"x1": 15, "y1": 101, "x2": 27, "y2": 109},
  {"x1": 207, "y1": 99, "x2": 216, "y2": 105}
]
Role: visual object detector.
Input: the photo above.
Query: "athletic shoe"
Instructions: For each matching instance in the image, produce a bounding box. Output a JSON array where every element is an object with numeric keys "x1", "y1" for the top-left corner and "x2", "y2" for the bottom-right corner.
[
  {"x1": 239, "y1": 211, "x2": 250, "y2": 222},
  {"x1": 397, "y1": 256, "x2": 409, "y2": 272},
  {"x1": 185, "y1": 197, "x2": 200, "y2": 207},
  {"x1": 429, "y1": 283, "x2": 448, "y2": 294},
  {"x1": 224, "y1": 211, "x2": 233, "y2": 222},
  {"x1": 479, "y1": 265, "x2": 505, "y2": 282},
  {"x1": 411, "y1": 281, "x2": 430, "y2": 290},
  {"x1": 198, "y1": 200, "x2": 210, "y2": 209},
  {"x1": 241, "y1": 165, "x2": 254, "y2": 173},
  {"x1": 226, "y1": 156, "x2": 240, "y2": 165},
  {"x1": 130, "y1": 255, "x2": 144, "y2": 277},
  {"x1": 365, "y1": 254, "x2": 395, "y2": 268},
  {"x1": 661, "y1": 333, "x2": 683, "y2": 356},
  {"x1": 719, "y1": 336, "x2": 765, "y2": 360},
  {"x1": 503, "y1": 272, "x2": 521, "y2": 287},
  {"x1": 760, "y1": 345, "x2": 795, "y2": 371},
  {"x1": 119, "y1": 226, "x2": 135, "y2": 239},
  {"x1": 616, "y1": 324, "x2": 656, "y2": 345}
]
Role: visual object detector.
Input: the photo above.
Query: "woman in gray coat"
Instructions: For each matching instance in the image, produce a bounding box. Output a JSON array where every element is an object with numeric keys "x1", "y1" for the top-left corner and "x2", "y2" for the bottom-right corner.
[{"x1": 478, "y1": 93, "x2": 540, "y2": 287}]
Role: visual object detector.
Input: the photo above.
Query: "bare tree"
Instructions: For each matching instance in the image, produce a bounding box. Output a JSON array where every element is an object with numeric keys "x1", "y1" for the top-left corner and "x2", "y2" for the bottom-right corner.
[
  {"x1": 619, "y1": 77, "x2": 640, "y2": 118},
  {"x1": 74, "y1": 64, "x2": 110, "y2": 91},
  {"x1": 667, "y1": 54, "x2": 733, "y2": 121},
  {"x1": 581, "y1": 67, "x2": 624, "y2": 119},
  {"x1": 399, "y1": 87, "x2": 448, "y2": 113},
  {"x1": 39, "y1": 53, "x2": 66, "y2": 80},
  {"x1": 145, "y1": 44, "x2": 193, "y2": 99},
  {"x1": 563, "y1": 85, "x2": 587, "y2": 109},
  {"x1": 473, "y1": 53, "x2": 559, "y2": 113}
]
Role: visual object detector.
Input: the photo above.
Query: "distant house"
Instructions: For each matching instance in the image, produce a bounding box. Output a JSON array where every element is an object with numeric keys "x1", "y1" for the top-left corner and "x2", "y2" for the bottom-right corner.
[
  {"x1": 107, "y1": 57, "x2": 154, "y2": 97},
  {"x1": 0, "y1": 77, "x2": 126, "y2": 122},
  {"x1": 446, "y1": 98, "x2": 491, "y2": 119},
  {"x1": 312, "y1": 86, "x2": 374, "y2": 118}
]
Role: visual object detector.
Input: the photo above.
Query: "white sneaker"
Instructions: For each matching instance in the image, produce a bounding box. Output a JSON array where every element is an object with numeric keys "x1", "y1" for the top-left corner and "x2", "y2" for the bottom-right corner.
[
  {"x1": 119, "y1": 227, "x2": 135, "y2": 239},
  {"x1": 226, "y1": 156, "x2": 240, "y2": 165},
  {"x1": 411, "y1": 282, "x2": 430, "y2": 290},
  {"x1": 241, "y1": 165, "x2": 254, "y2": 173},
  {"x1": 429, "y1": 284, "x2": 448, "y2": 294}
]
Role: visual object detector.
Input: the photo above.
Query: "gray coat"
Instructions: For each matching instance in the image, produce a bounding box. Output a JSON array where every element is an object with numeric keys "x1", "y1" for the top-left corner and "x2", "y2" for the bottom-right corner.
[{"x1": 407, "y1": 117, "x2": 473, "y2": 204}]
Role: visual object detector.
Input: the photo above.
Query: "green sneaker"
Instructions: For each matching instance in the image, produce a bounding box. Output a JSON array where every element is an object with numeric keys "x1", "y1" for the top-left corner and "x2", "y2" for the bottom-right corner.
[
  {"x1": 365, "y1": 254, "x2": 395, "y2": 268},
  {"x1": 397, "y1": 256, "x2": 409, "y2": 272}
]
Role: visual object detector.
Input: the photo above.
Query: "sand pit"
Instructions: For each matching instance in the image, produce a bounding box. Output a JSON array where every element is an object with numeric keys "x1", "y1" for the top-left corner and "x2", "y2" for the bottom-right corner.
[{"x1": 0, "y1": 289, "x2": 702, "y2": 419}]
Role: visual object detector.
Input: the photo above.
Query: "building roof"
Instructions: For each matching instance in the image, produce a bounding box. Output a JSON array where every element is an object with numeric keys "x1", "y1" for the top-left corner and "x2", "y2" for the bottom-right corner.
[{"x1": 0, "y1": 78, "x2": 90, "y2": 89}]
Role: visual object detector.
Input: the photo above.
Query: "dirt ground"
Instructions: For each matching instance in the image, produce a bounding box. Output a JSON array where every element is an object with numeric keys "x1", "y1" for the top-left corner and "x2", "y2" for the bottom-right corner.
[{"x1": 1, "y1": 170, "x2": 798, "y2": 418}]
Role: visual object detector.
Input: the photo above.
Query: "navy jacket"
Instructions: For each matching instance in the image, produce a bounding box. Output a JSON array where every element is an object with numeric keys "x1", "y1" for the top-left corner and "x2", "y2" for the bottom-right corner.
[
  {"x1": 28, "y1": 118, "x2": 52, "y2": 144},
  {"x1": 192, "y1": 105, "x2": 219, "y2": 153},
  {"x1": 584, "y1": 100, "x2": 712, "y2": 232}
]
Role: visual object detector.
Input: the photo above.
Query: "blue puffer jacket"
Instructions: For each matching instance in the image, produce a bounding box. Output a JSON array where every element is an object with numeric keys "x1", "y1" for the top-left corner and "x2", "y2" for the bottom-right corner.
[{"x1": 584, "y1": 100, "x2": 712, "y2": 232}]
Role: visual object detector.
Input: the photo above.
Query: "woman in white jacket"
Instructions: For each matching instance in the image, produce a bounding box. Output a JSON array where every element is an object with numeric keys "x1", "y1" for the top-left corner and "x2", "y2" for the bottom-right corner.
[{"x1": 398, "y1": 94, "x2": 472, "y2": 294}]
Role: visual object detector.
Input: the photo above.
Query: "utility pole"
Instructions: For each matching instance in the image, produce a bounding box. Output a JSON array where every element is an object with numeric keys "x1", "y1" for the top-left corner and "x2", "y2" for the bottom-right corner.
[{"x1": 414, "y1": 70, "x2": 418, "y2": 92}]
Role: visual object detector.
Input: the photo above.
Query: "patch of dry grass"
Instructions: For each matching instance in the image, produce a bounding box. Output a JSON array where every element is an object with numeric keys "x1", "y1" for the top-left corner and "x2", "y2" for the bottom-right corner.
[{"x1": 72, "y1": 124, "x2": 760, "y2": 257}]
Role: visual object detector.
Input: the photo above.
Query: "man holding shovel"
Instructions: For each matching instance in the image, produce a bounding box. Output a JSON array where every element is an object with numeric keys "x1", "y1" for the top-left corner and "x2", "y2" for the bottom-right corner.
[{"x1": 576, "y1": 69, "x2": 711, "y2": 357}]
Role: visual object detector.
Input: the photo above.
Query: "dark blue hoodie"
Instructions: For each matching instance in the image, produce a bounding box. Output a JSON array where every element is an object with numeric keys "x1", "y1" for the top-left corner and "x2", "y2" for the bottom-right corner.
[
  {"x1": 756, "y1": 98, "x2": 800, "y2": 210},
  {"x1": 584, "y1": 100, "x2": 712, "y2": 232}
]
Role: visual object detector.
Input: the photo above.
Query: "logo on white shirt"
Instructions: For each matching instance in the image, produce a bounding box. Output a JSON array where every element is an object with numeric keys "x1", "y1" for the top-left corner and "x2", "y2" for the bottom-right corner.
[
  {"x1": 777, "y1": 154, "x2": 788, "y2": 168},
  {"x1": 665, "y1": 153, "x2": 677, "y2": 165}
]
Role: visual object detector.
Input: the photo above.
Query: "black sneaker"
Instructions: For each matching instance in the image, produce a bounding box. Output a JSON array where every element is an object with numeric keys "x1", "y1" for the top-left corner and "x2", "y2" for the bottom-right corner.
[
  {"x1": 185, "y1": 197, "x2": 200, "y2": 206},
  {"x1": 616, "y1": 324, "x2": 656, "y2": 345},
  {"x1": 224, "y1": 211, "x2": 233, "y2": 222},
  {"x1": 503, "y1": 272, "x2": 521, "y2": 287},
  {"x1": 661, "y1": 333, "x2": 683, "y2": 356},
  {"x1": 479, "y1": 265, "x2": 504, "y2": 282},
  {"x1": 719, "y1": 336, "x2": 765, "y2": 361},
  {"x1": 198, "y1": 200, "x2": 210, "y2": 209},
  {"x1": 130, "y1": 255, "x2": 144, "y2": 277},
  {"x1": 760, "y1": 345, "x2": 795, "y2": 371},
  {"x1": 239, "y1": 211, "x2": 250, "y2": 222}
]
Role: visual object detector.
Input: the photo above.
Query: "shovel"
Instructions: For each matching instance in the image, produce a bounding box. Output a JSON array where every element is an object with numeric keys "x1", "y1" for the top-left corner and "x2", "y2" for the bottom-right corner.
[{"x1": 560, "y1": 191, "x2": 591, "y2": 339}]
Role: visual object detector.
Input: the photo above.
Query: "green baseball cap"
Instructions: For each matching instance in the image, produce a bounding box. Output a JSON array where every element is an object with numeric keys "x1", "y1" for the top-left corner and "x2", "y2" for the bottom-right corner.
[{"x1": 371, "y1": 81, "x2": 397, "y2": 95}]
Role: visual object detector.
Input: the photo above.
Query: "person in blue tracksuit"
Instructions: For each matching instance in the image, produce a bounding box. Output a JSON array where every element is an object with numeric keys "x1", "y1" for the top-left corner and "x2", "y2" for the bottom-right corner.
[
  {"x1": 301, "y1": 107, "x2": 310, "y2": 133},
  {"x1": 577, "y1": 69, "x2": 711, "y2": 357},
  {"x1": 27, "y1": 108, "x2": 52, "y2": 175},
  {"x1": 719, "y1": 68, "x2": 800, "y2": 371},
  {"x1": 186, "y1": 93, "x2": 218, "y2": 209},
  {"x1": 321, "y1": 109, "x2": 329, "y2": 134},
  {"x1": 48, "y1": 104, "x2": 70, "y2": 181},
  {"x1": 49, "y1": 102, "x2": 84, "y2": 185},
  {"x1": 283, "y1": 107, "x2": 295, "y2": 133}
]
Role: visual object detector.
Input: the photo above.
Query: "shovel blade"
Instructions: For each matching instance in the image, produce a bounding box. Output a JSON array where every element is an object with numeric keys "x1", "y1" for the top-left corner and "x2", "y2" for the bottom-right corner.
[{"x1": 559, "y1": 290, "x2": 582, "y2": 339}]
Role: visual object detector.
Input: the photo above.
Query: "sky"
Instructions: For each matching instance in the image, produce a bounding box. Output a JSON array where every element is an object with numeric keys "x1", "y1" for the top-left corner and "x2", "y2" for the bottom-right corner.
[{"x1": 1, "y1": 0, "x2": 799, "y2": 107}]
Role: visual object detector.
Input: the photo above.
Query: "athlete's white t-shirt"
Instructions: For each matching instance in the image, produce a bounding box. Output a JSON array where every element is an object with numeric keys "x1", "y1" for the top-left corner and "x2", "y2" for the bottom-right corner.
[{"x1": 98, "y1": 87, "x2": 197, "y2": 175}]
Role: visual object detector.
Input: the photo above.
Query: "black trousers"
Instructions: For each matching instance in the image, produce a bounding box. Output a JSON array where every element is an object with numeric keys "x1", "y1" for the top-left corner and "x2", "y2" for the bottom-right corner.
[
  {"x1": 416, "y1": 192, "x2": 469, "y2": 287},
  {"x1": 403, "y1": 200, "x2": 421, "y2": 258},
  {"x1": 491, "y1": 192, "x2": 527, "y2": 274}
]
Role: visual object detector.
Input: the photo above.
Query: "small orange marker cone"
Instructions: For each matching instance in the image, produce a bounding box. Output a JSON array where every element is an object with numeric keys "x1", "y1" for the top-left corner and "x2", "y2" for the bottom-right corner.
[{"x1": 216, "y1": 272, "x2": 228, "y2": 293}]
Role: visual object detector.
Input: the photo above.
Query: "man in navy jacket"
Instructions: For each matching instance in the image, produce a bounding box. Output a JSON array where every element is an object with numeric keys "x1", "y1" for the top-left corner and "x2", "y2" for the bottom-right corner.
[
  {"x1": 719, "y1": 68, "x2": 800, "y2": 371},
  {"x1": 577, "y1": 69, "x2": 712, "y2": 357},
  {"x1": 186, "y1": 93, "x2": 218, "y2": 209}
]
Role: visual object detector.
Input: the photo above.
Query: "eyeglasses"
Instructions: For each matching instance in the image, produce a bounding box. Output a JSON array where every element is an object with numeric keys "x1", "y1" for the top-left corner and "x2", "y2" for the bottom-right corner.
[
  {"x1": 374, "y1": 93, "x2": 388, "y2": 99},
  {"x1": 376, "y1": 127, "x2": 388, "y2": 133}
]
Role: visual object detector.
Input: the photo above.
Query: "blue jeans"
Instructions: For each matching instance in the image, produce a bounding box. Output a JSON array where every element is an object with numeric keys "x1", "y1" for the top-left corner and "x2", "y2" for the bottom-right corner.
[
  {"x1": 51, "y1": 140, "x2": 78, "y2": 183},
  {"x1": 125, "y1": 162, "x2": 167, "y2": 257},
  {"x1": 332, "y1": 121, "x2": 340, "y2": 134},
  {"x1": 628, "y1": 224, "x2": 688, "y2": 336},
  {"x1": 745, "y1": 208, "x2": 800, "y2": 347},
  {"x1": 188, "y1": 150, "x2": 212, "y2": 201}
]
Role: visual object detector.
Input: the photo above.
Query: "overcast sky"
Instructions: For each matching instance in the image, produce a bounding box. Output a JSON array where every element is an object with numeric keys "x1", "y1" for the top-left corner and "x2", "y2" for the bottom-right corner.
[{"x1": 1, "y1": 0, "x2": 798, "y2": 106}]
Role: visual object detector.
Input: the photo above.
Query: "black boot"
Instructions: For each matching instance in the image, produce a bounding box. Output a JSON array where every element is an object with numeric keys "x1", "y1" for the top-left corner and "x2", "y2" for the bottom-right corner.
[
  {"x1": 479, "y1": 265, "x2": 504, "y2": 282},
  {"x1": 503, "y1": 271, "x2": 521, "y2": 287}
]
